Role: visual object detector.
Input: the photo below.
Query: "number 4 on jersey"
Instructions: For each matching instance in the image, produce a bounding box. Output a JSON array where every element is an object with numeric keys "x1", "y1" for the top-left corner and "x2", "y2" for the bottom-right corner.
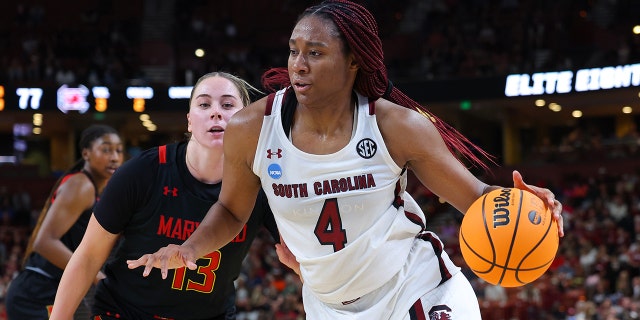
[{"x1": 314, "y1": 198, "x2": 347, "y2": 252}]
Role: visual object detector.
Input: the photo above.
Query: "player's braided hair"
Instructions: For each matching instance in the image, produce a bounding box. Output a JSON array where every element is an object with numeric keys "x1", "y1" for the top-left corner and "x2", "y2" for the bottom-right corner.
[
  {"x1": 262, "y1": 0, "x2": 494, "y2": 169},
  {"x1": 22, "y1": 124, "x2": 119, "y2": 268}
]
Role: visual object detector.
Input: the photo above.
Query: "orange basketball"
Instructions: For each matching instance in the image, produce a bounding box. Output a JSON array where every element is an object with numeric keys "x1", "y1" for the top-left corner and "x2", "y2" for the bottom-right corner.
[{"x1": 458, "y1": 188, "x2": 559, "y2": 287}]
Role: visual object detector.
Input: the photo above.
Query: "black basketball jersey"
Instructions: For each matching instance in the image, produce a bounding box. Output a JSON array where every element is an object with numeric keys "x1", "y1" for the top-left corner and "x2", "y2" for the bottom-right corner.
[
  {"x1": 24, "y1": 170, "x2": 97, "y2": 280},
  {"x1": 92, "y1": 142, "x2": 277, "y2": 320}
]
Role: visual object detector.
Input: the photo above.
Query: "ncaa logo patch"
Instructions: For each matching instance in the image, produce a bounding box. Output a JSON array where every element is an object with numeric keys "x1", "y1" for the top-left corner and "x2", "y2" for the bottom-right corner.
[
  {"x1": 268, "y1": 163, "x2": 282, "y2": 179},
  {"x1": 356, "y1": 138, "x2": 377, "y2": 159}
]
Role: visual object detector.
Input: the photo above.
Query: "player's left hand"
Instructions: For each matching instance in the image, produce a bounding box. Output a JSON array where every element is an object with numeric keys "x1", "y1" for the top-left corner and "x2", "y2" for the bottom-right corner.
[{"x1": 512, "y1": 170, "x2": 564, "y2": 238}]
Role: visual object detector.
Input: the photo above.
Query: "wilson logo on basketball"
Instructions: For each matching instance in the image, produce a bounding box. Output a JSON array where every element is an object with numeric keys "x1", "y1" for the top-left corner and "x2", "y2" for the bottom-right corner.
[
  {"x1": 492, "y1": 188, "x2": 511, "y2": 228},
  {"x1": 528, "y1": 210, "x2": 542, "y2": 225}
]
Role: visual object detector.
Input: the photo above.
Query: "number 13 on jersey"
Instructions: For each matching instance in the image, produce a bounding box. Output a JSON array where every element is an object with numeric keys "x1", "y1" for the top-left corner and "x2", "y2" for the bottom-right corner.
[{"x1": 171, "y1": 251, "x2": 221, "y2": 293}]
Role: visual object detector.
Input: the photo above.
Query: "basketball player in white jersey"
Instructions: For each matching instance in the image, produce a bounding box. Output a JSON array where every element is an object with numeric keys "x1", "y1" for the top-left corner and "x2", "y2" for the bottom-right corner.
[{"x1": 127, "y1": 1, "x2": 564, "y2": 319}]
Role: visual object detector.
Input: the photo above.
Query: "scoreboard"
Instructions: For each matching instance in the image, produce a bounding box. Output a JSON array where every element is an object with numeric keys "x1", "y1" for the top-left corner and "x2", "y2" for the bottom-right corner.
[
  {"x1": 0, "y1": 84, "x2": 194, "y2": 114},
  {"x1": 0, "y1": 62, "x2": 638, "y2": 114}
]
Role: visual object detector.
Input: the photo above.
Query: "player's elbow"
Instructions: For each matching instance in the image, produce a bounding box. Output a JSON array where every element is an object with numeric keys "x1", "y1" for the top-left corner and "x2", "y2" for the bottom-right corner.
[{"x1": 32, "y1": 232, "x2": 50, "y2": 254}]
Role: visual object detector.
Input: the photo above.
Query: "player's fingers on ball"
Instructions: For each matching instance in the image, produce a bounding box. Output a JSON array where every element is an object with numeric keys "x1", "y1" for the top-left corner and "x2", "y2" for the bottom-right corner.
[
  {"x1": 512, "y1": 170, "x2": 524, "y2": 184},
  {"x1": 555, "y1": 218, "x2": 565, "y2": 237},
  {"x1": 553, "y1": 199, "x2": 562, "y2": 215},
  {"x1": 537, "y1": 188, "x2": 555, "y2": 207}
]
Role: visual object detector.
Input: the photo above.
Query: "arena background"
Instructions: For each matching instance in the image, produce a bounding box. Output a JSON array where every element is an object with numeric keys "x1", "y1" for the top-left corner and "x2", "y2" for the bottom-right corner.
[{"x1": 0, "y1": 0, "x2": 639, "y2": 319}]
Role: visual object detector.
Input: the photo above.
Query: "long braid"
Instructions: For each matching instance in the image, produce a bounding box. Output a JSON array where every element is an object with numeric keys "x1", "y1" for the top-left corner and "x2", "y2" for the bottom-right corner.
[{"x1": 262, "y1": 0, "x2": 494, "y2": 170}]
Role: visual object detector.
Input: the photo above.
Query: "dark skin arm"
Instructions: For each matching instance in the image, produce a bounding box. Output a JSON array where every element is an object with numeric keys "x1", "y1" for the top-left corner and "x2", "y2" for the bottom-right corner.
[
  {"x1": 376, "y1": 99, "x2": 563, "y2": 236},
  {"x1": 33, "y1": 174, "x2": 100, "y2": 270}
]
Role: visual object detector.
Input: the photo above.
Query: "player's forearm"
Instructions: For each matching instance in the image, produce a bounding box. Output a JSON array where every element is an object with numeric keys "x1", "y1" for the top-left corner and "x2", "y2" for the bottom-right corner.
[
  {"x1": 184, "y1": 201, "x2": 247, "y2": 258},
  {"x1": 50, "y1": 253, "x2": 101, "y2": 319}
]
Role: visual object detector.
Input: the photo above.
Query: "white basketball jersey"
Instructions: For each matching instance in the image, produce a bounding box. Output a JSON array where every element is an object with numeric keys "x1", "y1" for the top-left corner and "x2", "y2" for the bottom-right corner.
[{"x1": 254, "y1": 88, "x2": 431, "y2": 300}]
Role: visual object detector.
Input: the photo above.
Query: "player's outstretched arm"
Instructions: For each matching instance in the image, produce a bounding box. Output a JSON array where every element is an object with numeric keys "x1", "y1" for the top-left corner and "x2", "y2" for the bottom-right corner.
[
  {"x1": 126, "y1": 199, "x2": 251, "y2": 278},
  {"x1": 127, "y1": 100, "x2": 264, "y2": 279}
]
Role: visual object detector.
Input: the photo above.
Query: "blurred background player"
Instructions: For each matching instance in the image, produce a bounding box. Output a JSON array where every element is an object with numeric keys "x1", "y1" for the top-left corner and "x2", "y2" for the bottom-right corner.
[{"x1": 6, "y1": 124, "x2": 124, "y2": 319}]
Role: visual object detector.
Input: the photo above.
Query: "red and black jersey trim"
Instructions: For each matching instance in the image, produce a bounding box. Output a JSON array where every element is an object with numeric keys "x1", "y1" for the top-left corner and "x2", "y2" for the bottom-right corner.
[
  {"x1": 158, "y1": 145, "x2": 167, "y2": 164},
  {"x1": 368, "y1": 100, "x2": 375, "y2": 115},
  {"x1": 265, "y1": 93, "x2": 275, "y2": 116},
  {"x1": 408, "y1": 299, "x2": 427, "y2": 320},
  {"x1": 418, "y1": 232, "x2": 452, "y2": 285}
]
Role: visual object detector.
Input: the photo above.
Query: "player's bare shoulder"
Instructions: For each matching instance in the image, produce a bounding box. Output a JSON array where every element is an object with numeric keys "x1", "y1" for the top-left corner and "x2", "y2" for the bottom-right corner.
[
  {"x1": 374, "y1": 98, "x2": 442, "y2": 167},
  {"x1": 225, "y1": 96, "x2": 269, "y2": 165},
  {"x1": 227, "y1": 97, "x2": 268, "y2": 138},
  {"x1": 375, "y1": 98, "x2": 437, "y2": 137}
]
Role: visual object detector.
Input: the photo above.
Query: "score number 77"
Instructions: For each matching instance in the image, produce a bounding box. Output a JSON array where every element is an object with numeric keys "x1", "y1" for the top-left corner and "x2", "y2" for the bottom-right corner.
[{"x1": 16, "y1": 88, "x2": 43, "y2": 110}]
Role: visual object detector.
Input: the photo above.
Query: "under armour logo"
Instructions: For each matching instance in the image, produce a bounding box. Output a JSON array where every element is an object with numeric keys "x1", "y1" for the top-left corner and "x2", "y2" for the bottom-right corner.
[
  {"x1": 163, "y1": 186, "x2": 178, "y2": 197},
  {"x1": 267, "y1": 148, "x2": 282, "y2": 159}
]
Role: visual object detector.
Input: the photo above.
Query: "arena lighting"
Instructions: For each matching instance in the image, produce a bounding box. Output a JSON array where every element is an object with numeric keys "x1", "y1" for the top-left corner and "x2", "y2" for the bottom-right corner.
[
  {"x1": 127, "y1": 86, "x2": 153, "y2": 112},
  {"x1": 534, "y1": 99, "x2": 545, "y2": 107},
  {"x1": 505, "y1": 63, "x2": 640, "y2": 97},
  {"x1": 548, "y1": 103, "x2": 562, "y2": 112},
  {"x1": 0, "y1": 156, "x2": 17, "y2": 163},
  {"x1": 0, "y1": 85, "x2": 4, "y2": 111},
  {"x1": 571, "y1": 110, "x2": 583, "y2": 118},
  {"x1": 33, "y1": 113, "x2": 43, "y2": 126},
  {"x1": 634, "y1": 25, "x2": 640, "y2": 35},
  {"x1": 622, "y1": 106, "x2": 633, "y2": 114},
  {"x1": 93, "y1": 86, "x2": 110, "y2": 112},
  {"x1": 195, "y1": 48, "x2": 205, "y2": 57},
  {"x1": 168, "y1": 86, "x2": 193, "y2": 99}
]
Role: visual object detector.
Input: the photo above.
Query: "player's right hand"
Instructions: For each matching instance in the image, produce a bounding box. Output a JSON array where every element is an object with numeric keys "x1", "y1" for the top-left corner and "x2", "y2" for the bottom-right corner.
[{"x1": 126, "y1": 244, "x2": 198, "y2": 279}]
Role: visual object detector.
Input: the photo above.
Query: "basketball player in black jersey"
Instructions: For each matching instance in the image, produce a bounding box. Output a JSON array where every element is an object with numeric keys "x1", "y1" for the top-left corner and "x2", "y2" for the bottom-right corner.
[
  {"x1": 6, "y1": 124, "x2": 124, "y2": 319},
  {"x1": 50, "y1": 72, "x2": 279, "y2": 320}
]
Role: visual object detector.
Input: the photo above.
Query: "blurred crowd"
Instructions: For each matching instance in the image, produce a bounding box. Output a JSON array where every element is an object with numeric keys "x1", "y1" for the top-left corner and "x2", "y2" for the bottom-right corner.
[
  {"x1": 438, "y1": 166, "x2": 640, "y2": 320},
  {"x1": 2, "y1": 0, "x2": 640, "y2": 88},
  {"x1": 0, "y1": 131, "x2": 638, "y2": 320}
]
